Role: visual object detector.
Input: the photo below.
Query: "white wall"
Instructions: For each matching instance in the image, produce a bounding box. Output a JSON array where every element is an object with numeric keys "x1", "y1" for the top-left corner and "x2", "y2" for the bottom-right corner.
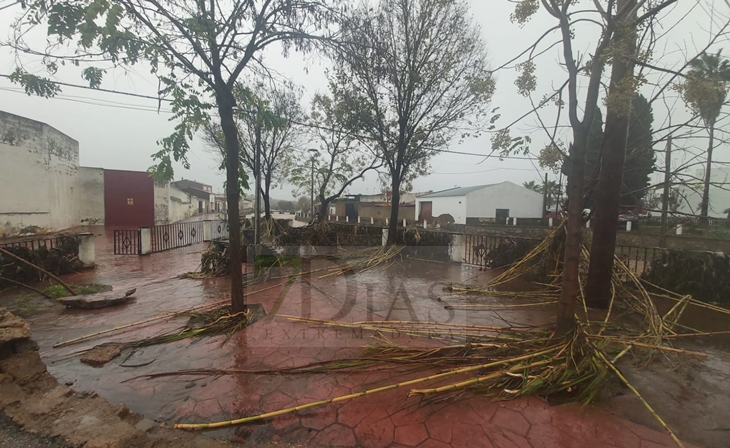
[
  {"x1": 416, "y1": 196, "x2": 468, "y2": 224},
  {"x1": 0, "y1": 110, "x2": 80, "y2": 236},
  {"x1": 77, "y1": 167, "x2": 105, "y2": 225},
  {"x1": 168, "y1": 185, "x2": 195, "y2": 223},
  {"x1": 466, "y1": 181, "x2": 543, "y2": 219}
]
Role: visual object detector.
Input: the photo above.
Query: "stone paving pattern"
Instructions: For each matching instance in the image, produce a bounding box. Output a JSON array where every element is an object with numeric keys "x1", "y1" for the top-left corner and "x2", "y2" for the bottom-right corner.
[{"x1": 21, "y1": 231, "x2": 698, "y2": 448}]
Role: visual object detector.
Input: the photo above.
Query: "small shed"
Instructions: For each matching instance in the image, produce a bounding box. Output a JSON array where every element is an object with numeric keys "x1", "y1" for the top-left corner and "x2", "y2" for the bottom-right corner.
[{"x1": 415, "y1": 181, "x2": 543, "y2": 225}]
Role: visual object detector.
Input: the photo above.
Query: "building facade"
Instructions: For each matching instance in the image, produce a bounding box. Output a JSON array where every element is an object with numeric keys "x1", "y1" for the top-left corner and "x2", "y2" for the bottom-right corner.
[
  {"x1": 0, "y1": 110, "x2": 211, "y2": 238},
  {"x1": 415, "y1": 182, "x2": 544, "y2": 225}
]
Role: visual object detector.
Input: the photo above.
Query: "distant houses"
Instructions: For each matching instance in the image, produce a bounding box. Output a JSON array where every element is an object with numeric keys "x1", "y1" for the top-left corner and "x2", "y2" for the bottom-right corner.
[
  {"x1": 321, "y1": 183, "x2": 543, "y2": 225},
  {"x1": 0, "y1": 110, "x2": 223, "y2": 237},
  {"x1": 415, "y1": 182, "x2": 544, "y2": 225}
]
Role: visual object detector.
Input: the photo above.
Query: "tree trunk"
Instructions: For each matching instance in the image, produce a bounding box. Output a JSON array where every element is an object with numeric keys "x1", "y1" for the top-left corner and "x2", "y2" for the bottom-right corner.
[
  {"x1": 555, "y1": 136, "x2": 588, "y2": 336},
  {"x1": 700, "y1": 123, "x2": 715, "y2": 226},
  {"x1": 217, "y1": 90, "x2": 245, "y2": 313},
  {"x1": 585, "y1": 0, "x2": 637, "y2": 309},
  {"x1": 386, "y1": 180, "x2": 401, "y2": 245},
  {"x1": 262, "y1": 176, "x2": 272, "y2": 220},
  {"x1": 318, "y1": 198, "x2": 330, "y2": 223}
]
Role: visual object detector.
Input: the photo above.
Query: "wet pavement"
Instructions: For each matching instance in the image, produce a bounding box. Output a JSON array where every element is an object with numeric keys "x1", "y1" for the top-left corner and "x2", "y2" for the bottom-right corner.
[{"x1": 10, "y1": 230, "x2": 708, "y2": 448}]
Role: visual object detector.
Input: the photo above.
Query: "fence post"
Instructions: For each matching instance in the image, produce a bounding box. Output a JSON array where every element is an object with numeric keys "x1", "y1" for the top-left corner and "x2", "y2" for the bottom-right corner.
[
  {"x1": 336, "y1": 215, "x2": 339, "y2": 222},
  {"x1": 403, "y1": 218, "x2": 407, "y2": 227},
  {"x1": 626, "y1": 221, "x2": 632, "y2": 232},
  {"x1": 382, "y1": 228, "x2": 389, "y2": 246},
  {"x1": 139, "y1": 227, "x2": 152, "y2": 255},
  {"x1": 203, "y1": 220, "x2": 213, "y2": 242},
  {"x1": 386, "y1": 218, "x2": 389, "y2": 226},
  {"x1": 549, "y1": 217, "x2": 553, "y2": 227},
  {"x1": 77, "y1": 232, "x2": 95, "y2": 267},
  {"x1": 513, "y1": 217, "x2": 517, "y2": 226},
  {"x1": 424, "y1": 220, "x2": 428, "y2": 229},
  {"x1": 358, "y1": 216, "x2": 361, "y2": 224},
  {"x1": 346, "y1": 215, "x2": 349, "y2": 223},
  {"x1": 449, "y1": 234, "x2": 463, "y2": 263},
  {"x1": 676, "y1": 224, "x2": 683, "y2": 235},
  {"x1": 371, "y1": 217, "x2": 374, "y2": 225}
]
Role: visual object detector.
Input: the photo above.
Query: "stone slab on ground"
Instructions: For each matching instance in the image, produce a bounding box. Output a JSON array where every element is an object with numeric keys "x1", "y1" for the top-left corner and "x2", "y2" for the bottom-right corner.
[
  {"x1": 80, "y1": 345, "x2": 121, "y2": 367},
  {"x1": 56, "y1": 289, "x2": 135, "y2": 310},
  {"x1": 0, "y1": 308, "x2": 30, "y2": 343}
]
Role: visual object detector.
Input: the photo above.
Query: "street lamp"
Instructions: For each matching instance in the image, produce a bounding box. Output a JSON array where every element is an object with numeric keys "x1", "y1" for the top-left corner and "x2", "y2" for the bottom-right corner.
[{"x1": 308, "y1": 148, "x2": 319, "y2": 222}]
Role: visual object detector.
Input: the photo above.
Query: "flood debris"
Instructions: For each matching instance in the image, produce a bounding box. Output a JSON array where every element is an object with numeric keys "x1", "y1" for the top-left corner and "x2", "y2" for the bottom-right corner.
[
  {"x1": 168, "y1": 224, "x2": 727, "y2": 448},
  {"x1": 56, "y1": 288, "x2": 136, "y2": 310},
  {"x1": 80, "y1": 345, "x2": 121, "y2": 367}
]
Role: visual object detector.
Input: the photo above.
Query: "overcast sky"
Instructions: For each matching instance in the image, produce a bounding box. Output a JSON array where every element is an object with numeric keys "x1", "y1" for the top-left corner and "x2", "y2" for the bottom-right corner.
[{"x1": 1, "y1": 0, "x2": 727, "y2": 201}]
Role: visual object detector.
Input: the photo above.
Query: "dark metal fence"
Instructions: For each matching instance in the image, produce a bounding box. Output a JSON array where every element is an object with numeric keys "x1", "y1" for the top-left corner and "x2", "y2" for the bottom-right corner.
[
  {"x1": 615, "y1": 245, "x2": 663, "y2": 277},
  {"x1": 210, "y1": 219, "x2": 230, "y2": 240},
  {"x1": 0, "y1": 235, "x2": 67, "y2": 250},
  {"x1": 150, "y1": 221, "x2": 204, "y2": 253},
  {"x1": 463, "y1": 233, "x2": 538, "y2": 267},
  {"x1": 113, "y1": 230, "x2": 140, "y2": 255}
]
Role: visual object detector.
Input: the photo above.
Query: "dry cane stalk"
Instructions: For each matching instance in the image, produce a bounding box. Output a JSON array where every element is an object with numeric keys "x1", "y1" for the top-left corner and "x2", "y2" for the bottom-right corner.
[
  {"x1": 173, "y1": 345, "x2": 562, "y2": 430},
  {"x1": 597, "y1": 351, "x2": 685, "y2": 448},
  {"x1": 409, "y1": 358, "x2": 552, "y2": 395}
]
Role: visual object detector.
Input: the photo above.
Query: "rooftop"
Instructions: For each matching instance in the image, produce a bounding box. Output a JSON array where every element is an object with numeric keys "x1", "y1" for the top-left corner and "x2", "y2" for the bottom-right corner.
[{"x1": 417, "y1": 183, "x2": 500, "y2": 198}]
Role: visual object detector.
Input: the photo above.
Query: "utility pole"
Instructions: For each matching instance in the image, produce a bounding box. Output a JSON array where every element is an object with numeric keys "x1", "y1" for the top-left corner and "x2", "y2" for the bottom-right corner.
[
  {"x1": 660, "y1": 136, "x2": 672, "y2": 245},
  {"x1": 542, "y1": 172, "x2": 549, "y2": 217}
]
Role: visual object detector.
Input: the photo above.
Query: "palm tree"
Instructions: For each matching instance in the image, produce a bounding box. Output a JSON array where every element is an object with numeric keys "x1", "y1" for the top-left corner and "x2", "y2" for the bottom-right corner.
[
  {"x1": 523, "y1": 180, "x2": 541, "y2": 192},
  {"x1": 683, "y1": 51, "x2": 730, "y2": 224}
]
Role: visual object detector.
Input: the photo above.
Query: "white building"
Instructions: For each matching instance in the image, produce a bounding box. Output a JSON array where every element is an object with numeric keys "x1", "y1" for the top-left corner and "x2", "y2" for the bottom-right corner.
[
  {"x1": 415, "y1": 181, "x2": 544, "y2": 225},
  {"x1": 676, "y1": 167, "x2": 730, "y2": 218}
]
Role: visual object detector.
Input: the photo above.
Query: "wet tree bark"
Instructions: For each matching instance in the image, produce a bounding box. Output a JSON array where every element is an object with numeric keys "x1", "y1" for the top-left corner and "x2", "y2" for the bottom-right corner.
[
  {"x1": 318, "y1": 198, "x2": 331, "y2": 223},
  {"x1": 387, "y1": 179, "x2": 401, "y2": 245},
  {"x1": 217, "y1": 87, "x2": 245, "y2": 313},
  {"x1": 262, "y1": 173, "x2": 272, "y2": 220},
  {"x1": 555, "y1": 136, "x2": 588, "y2": 336},
  {"x1": 700, "y1": 124, "x2": 715, "y2": 226},
  {"x1": 585, "y1": 0, "x2": 637, "y2": 308}
]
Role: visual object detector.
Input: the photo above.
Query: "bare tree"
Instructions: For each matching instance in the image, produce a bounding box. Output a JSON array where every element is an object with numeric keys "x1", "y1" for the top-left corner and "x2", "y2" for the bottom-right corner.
[
  {"x1": 509, "y1": 0, "x2": 678, "y2": 334},
  {"x1": 290, "y1": 87, "x2": 381, "y2": 222},
  {"x1": 205, "y1": 80, "x2": 305, "y2": 220},
  {"x1": 332, "y1": 0, "x2": 495, "y2": 244}
]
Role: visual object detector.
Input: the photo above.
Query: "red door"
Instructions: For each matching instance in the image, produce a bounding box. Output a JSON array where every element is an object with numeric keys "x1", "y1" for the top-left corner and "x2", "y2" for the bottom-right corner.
[
  {"x1": 104, "y1": 170, "x2": 155, "y2": 227},
  {"x1": 419, "y1": 202, "x2": 433, "y2": 223}
]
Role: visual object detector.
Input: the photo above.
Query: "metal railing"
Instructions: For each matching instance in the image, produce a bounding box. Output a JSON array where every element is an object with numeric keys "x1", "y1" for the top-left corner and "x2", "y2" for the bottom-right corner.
[
  {"x1": 113, "y1": 230, "x2": 140, "y2": 255},
  {"x1": 0, "y1": 235, "x2": 68, "y2": 250},
  {"x1": 615, "y1": 245, "x2": 663, "y2": 277},
  {"x1": 150, "y1": 221, "x2": 204, "y2": 253},
  {"x1": 210, "y1": 219, "x2": 230, "y2": 240},
  {"x1": 463, "y1": 233, "x2": 539, "y2": 267}
]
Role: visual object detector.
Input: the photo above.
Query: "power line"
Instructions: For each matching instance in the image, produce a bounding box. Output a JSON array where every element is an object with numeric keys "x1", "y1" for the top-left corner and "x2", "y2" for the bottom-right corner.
[
  {"x1": 0, "y1": 74, "x2": 170, "y2": 103},
  {"x1": 0, "y1": 73, "x2": 542, "y2": 162},
  {"x1": 0, "y1": 87, "x2": 173, "y2": 113}
]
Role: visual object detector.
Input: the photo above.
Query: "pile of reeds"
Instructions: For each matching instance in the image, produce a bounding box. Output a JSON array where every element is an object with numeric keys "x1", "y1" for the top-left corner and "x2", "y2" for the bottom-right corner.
[
  {"x1": 0, "y1": 235, "x2": 84, "y2": 286},
  {"x1": 184, "y1": 241, "x2": 232, "y2": 279},
  {"x1": 90, "y1": 305, "x2": 257, "y2": 354}
]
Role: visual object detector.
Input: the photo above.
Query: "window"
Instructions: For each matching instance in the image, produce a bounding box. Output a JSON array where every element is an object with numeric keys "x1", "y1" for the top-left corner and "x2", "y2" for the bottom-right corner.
[
  {"x1": 127, "y1": 198, "x2": 134, "y2": 205},
  {"x1": 330, "y1": 207, "x2": 336, "y2": 215}
]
